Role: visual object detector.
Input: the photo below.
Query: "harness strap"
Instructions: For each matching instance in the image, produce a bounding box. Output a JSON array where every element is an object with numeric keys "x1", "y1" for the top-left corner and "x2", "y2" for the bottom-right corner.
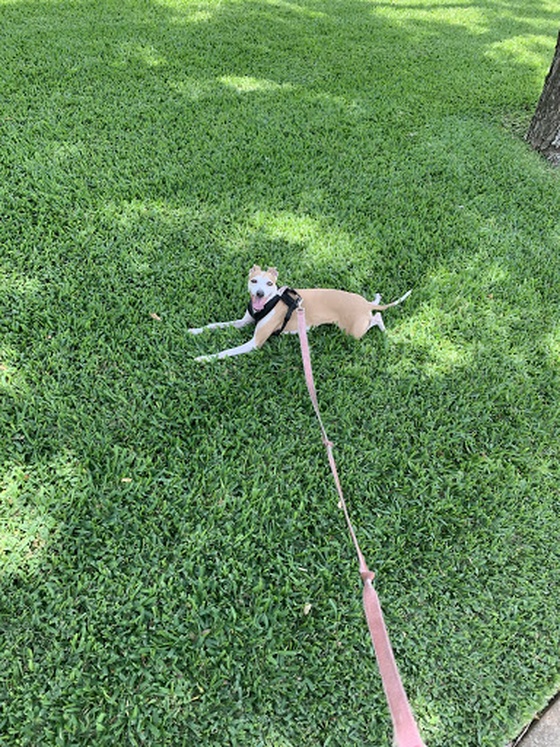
[
  {"x1": 248, "y1": 287, "x2": 301, "y2": 335},
  {"x1": 273, "y1": 288, "x2": 301, "y2": 335},
  {"x1": 296, "y1": 305, "x2": 425, "y2": 747}
]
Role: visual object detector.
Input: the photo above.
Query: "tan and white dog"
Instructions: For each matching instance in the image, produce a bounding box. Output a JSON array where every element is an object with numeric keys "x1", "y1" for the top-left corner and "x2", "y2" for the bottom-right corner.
[{"x1": 189, "y1": 265, "x2": 411, "y2": 361}]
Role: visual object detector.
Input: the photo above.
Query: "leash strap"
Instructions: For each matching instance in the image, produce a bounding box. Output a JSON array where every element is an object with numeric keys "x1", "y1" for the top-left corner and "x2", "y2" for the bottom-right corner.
[{"x1": 296, "y1": 305, "x2": 425, "y2": 747}]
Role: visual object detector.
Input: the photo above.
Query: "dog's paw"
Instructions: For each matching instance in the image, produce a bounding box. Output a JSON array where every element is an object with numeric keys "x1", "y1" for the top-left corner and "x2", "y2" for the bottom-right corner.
[
  {"x1": 194, "y1": 354, "x2": 216, "y2": 363},
  {"x1": 188, "y1": 327, "x2": 204, "y2": 335}
]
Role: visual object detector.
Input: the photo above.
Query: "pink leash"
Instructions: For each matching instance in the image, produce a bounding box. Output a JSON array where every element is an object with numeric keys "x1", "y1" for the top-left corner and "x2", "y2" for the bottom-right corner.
[{"x1": 296, "y1": 306, "x2": 425, "y2": 747}]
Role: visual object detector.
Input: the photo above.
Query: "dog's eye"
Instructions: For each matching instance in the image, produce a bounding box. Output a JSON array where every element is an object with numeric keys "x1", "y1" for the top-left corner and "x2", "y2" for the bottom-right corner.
[
  {"x1": 267, "y1": 281, "x2": 273, "y2": 286},
  {"x1": 250, "y1": 278, "x2": 257, "y2": 283}
]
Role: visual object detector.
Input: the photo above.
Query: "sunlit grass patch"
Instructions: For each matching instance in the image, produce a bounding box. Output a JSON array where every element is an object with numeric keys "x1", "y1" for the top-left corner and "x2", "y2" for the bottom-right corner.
[
  {"x1": 486, "y1": 34, "x2": 558, "y2": 68},
  {"x1": 0, "y1": 468, "x2": 55, "y2": 577},
  {"x1": 392, "y1": 312, "x2": 475, "y2": 377},
  {"x1": 543, "y1": 324, "x2": 560, "y2": 365},
  {"x1": 220, "y1": 75, "x2": 295, "y2": 93},
  {"x1": 371, "y1": 0, "x2": 490, "y2": 35},
  {"x1": 0, "y1": 346, "x2": 29, "y2": 399},
  {"x1": 0, "y1": 458, "x2": 87, "y2": 578}
]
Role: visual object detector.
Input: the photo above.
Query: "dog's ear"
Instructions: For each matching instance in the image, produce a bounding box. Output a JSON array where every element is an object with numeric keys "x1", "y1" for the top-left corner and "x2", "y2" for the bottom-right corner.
[
  {"x1": 249, "y1": 264, "x2": 262, "y2": 277},
  {"x1": 267, "y1": 267, "x2": 279, "y2": 281}
]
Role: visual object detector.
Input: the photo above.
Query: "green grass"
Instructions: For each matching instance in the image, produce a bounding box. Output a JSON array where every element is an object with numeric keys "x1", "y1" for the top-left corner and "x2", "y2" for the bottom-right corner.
[{"x1": 1, "y1": 0, "x2": 560, "y2": 744}]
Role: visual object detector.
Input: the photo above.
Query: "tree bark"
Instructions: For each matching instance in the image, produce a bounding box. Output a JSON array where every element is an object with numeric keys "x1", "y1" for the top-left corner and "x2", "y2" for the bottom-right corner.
[{"x1": 527, "y1": 30, "x2": 560, "y2": 165}]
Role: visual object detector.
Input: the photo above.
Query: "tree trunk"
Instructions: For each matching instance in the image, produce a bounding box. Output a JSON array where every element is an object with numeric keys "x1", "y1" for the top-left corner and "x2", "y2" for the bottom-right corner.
[{"x1": 527, "y1": 30, "x2": 560, "y2": 165}]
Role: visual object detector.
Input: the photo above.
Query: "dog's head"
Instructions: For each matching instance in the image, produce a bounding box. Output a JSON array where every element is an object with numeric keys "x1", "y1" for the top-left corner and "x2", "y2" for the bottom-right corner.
[{"x1": 247, "y1": 265, "x2": 278, "y2": 311}]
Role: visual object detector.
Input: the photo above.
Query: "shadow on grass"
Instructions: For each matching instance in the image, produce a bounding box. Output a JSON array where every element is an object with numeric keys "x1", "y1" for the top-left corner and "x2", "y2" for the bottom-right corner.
[{"x1": 1, "y1": 0, "x2": 560, "y2": 745}]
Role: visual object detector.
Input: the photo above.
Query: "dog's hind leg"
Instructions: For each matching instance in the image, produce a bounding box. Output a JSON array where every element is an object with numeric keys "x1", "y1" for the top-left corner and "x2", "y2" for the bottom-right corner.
[
  {"x1": 368, "y1": 311, "x2": 386, "y2": 333},
  {"x1": 366, "y1": 289, "x2": 411, "y2": 333}
]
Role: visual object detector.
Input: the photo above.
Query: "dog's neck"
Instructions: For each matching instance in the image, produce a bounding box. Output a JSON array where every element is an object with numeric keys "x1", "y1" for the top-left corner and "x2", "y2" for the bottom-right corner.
[
  {"x1": 248, "y1": 284, "x2": 286, "y2": 317},
  {"x1": 247, "y1": 287, "x2": 300, "y2": 336}
]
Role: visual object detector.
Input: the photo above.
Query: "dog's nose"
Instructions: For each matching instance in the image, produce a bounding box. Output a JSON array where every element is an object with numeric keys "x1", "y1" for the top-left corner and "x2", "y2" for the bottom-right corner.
[{"x1": 256, "y1": 290, "x2": 264, "y2": 297}]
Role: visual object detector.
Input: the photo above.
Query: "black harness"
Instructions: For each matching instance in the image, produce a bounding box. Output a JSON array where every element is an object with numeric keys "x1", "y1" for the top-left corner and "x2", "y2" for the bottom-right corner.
[{"x1": 247, "y1": 287, "x2": 302, "y2": 336}]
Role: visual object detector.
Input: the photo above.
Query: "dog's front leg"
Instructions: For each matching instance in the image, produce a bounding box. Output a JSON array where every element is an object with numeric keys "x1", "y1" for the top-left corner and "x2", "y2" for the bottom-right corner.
[
  {"x1": 188, "y1": 310, "x2": 254, "y2": 335},
  {"x1": 195, "y1": 337, "x2": 258, "y2": 362}
]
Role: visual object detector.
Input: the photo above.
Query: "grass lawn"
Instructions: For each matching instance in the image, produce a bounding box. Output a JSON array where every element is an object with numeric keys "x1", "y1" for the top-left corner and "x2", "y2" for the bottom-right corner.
[{"x1": 1, "y1": 0, "x2": 560, "y2": 744}]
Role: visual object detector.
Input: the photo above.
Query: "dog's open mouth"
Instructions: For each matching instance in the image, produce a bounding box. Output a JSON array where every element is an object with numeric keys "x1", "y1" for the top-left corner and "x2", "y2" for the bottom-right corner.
[{"x1": 251, "y1": 295, "x2": 267, "y2": 312}]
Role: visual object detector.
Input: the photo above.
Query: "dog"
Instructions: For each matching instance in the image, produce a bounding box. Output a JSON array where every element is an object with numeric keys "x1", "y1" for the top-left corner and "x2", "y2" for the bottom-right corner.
[{"x1": 189, "y1": 265, "x2": 411, "y2": 361}]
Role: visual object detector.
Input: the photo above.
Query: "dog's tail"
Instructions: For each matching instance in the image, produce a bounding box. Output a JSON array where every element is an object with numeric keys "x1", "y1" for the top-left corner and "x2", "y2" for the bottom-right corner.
[{"x1": 370, "y1": 289, "x2": 412, "y2": 311}]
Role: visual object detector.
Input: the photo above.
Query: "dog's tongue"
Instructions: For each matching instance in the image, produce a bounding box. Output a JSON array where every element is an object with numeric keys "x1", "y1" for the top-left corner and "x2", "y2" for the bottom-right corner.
[{"x1": 252, "y1": 295, "x2": 266, "y2": 312}]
